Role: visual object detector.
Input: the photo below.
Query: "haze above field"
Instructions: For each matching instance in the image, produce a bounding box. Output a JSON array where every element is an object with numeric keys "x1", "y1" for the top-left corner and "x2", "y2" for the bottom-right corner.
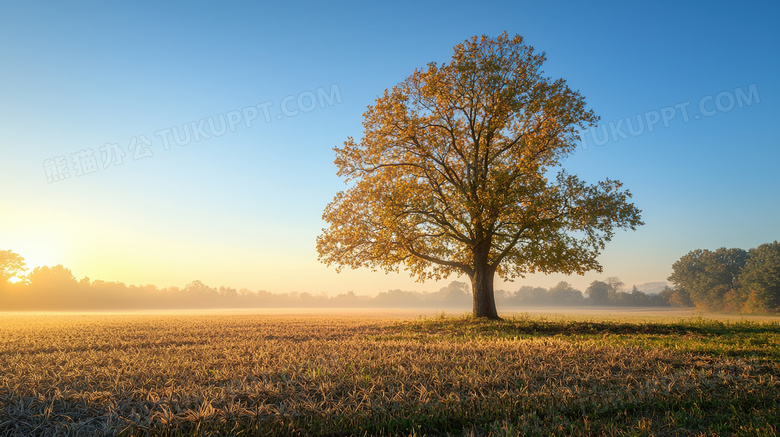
[{"x1": 1, "y1": 2, "x2": 778, "y2": 295}]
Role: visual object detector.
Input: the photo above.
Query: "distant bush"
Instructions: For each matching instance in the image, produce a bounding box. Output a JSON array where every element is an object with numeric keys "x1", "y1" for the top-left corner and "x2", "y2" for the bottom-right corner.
[{"x1": 669, "y1": 241, "x2": 780, "y2": 313}]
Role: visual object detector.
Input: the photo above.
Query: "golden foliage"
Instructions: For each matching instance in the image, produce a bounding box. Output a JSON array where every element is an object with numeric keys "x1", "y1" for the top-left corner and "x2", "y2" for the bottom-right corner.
[{"x1": 317, "y1": 33, "x2": 643, "y2": 290}]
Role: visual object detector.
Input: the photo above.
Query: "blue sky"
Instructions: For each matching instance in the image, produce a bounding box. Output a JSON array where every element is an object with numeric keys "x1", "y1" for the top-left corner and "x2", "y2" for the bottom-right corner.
[{"x1": 1, "y1": 1, "x2": 778, "y2": 295}]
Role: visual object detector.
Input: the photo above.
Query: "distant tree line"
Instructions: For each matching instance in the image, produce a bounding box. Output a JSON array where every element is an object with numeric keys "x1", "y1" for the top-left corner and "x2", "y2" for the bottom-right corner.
[
  {"x1": 4, "y1": 243, "x2": 778, "y2": 312},
  {"x1": 668, "y1": 241, "x2": 780, "y2": 313},
  {"x1": 0, "y1": 250, "x2": 688, "y2": 310},
  {"x1": 496, "y1": 279, "x2": 675, "y2": 307}
]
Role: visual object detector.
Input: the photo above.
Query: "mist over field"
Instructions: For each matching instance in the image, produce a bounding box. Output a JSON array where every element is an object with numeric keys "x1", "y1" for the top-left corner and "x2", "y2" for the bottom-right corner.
[{"x1": 0, "y1": 264, "x2": 680, "y2": 312}]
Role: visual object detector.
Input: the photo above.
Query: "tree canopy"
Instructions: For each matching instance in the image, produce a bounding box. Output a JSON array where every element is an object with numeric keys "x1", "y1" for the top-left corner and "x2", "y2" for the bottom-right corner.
[
  {"x1": 585, "y1": 281, "x2": 610, "y2": 305},
  {"x1": 668, "y1": 243, "x2": 780, "y2": 313},
  {"x1": 0, "y1": 250, "x2": 27, "y2": 286},
  {"x1": 668, "y1": 247, "x2": 749, "y2": 311},
  {"x1": 317, "y1": 33, "x2": 643, "y2": 318},
  {"x1": 740, "y1": 242, "x2": 780, "y2": 312}
]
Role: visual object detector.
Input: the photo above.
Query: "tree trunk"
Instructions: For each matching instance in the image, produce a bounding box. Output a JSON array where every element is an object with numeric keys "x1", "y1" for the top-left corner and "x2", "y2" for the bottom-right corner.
[{"x1": 470, "y1": 248, "x2": 500, "y2": 319}]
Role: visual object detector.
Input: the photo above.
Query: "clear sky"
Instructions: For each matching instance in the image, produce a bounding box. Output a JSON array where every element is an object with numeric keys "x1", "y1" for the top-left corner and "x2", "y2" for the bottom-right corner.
[{"x1": 1, "y1": 1, "x2": 778, "y2": 295}]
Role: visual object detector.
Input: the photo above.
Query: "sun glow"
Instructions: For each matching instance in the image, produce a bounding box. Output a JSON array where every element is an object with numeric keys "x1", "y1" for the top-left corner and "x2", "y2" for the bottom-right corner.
[{"x1": 7, "y1": 240, "x2": 63, "y2": 272}]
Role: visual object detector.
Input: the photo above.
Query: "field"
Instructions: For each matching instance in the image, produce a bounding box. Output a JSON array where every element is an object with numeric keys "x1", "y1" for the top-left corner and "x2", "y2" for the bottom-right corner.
[{"x1": 0, "y1": 309, "x2": 778, "y2": 436}]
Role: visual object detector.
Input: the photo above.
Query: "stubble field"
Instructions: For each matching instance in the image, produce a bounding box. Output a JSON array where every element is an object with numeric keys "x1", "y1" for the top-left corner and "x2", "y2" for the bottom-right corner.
[{"x1": 0, "y1": 310, "x2": 778, "y2": 436}]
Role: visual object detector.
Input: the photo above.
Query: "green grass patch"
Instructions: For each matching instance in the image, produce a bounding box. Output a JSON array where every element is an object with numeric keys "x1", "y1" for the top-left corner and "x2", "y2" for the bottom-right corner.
[{"x1": 386, "y1": 314, "x2": 780, "y2": 361}]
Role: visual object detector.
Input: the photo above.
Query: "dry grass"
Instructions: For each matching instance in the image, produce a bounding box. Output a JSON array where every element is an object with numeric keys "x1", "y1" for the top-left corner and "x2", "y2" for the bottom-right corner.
[{"x1": 0, "y1": 312, "x2": 778, "y2": 436}]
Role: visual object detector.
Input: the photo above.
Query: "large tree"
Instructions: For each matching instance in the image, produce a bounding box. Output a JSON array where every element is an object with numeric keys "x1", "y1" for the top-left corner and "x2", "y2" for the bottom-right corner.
[{"x1": 317, "y1": 33, "x2": 643, "y2": 319}]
